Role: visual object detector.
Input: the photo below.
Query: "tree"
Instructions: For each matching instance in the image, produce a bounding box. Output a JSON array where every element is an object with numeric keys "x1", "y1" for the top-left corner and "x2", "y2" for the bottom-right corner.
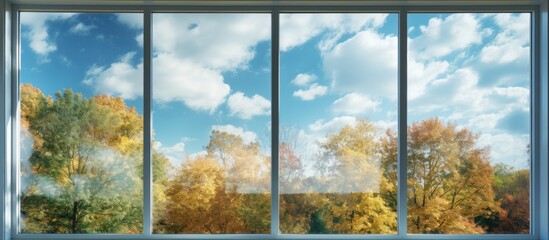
[
  {"x1": 163, "y1": 156, "x2": 244, "y2": 233},
  {"x1": 206, "y1": 130, "x2": 270, "y2": 193},
  {"x1": 280, "y1": 142, "x2": 304, "y2": 193},
  {"x1": 488, "y1": 164, "x2": 529, "y2": 233},
  {"x1": 21, "y1": 88, "x2": 143, "y2": 233},
  {"x1": 161, "y1": 130, "x2": 270, "y2": 234},
  {"x1": 318, "y1": 119, "x2": 382, "y2": 194},
  {"x1": 404, "y1": 118, "x2": 497, "y2": 233},
  {"x1": 326, "y1": 193, "x2": 396, "y2": 234},
  {"x1": 315, "y1": 119, "x2": 397, "y2": 233}
]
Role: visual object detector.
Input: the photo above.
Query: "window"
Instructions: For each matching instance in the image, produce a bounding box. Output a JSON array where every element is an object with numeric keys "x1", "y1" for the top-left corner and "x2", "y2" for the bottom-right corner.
[
  {"x1": 1, "y1": 1, "x2": 547, "y2": 240},
  {"x1": 407, "y1": 13, "x2": 531, "y2": 234},
  {"x1": 19, "y1": 12, "x2": 144, "y2": 234},
  {"x1": 279, "y1": 13, "x2": 398, "y2": 234},
  {"x1": 151, "y1": 13, "x2": 271, "y2": 234}
]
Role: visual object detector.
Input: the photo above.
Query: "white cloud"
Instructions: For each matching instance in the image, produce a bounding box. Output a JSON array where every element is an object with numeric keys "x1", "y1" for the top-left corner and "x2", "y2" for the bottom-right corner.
[
  {"x1": 293, "y1": 84, "x2": 328, "y2": 101},
  {"x1": 20, "y1": 12, "x2": 76, "y2": 59},
  {"x1": 309, "y1": 116, "x2": 358, "y2": 135},
  {"x1": 85, "y1": 52, "x2": 231, "y2": 112},
  {"x1": 323, "y1": 30, "x2": 398, "y2": 99},
  {"x1": 474, "y1": 13, "x2": 530, "y2": 86},
  {"x1": 116, "y1": 13, "x2": 143, "y2": 29},
  {"x1": 409, "y1": 13, "x2": 482, "y2": 61},
  {"x1": 331, "y1": 92, "x2": 380, "y2": 115},
  {"x1": 136, "y1": 33, "x2": 144, "y2": 47},
  {"x1": 153, "y1": 54, "x2": 230, "y2": 111},
  {"x1": 292, "y1": 73, "x2": 317, "y2": 86},
  {"x1": 83, "y1": 52, "x2": 143, "y2": 100},
  {"x1": 153, "y1": 14, "x2": 270, "y2": 71},
  {"x1": 280, "y1": 13, "x2": 387, "y2": 51},
  {"x1": 103, "y1": 14, "x2": 272, "y2": 111},
  {"x1": 408, "y1": 59, "x2": 449, "y2": 100},
  {"x1": 116, "y1": 13, "x2": 143, "y2": 48},
  {"x1": 409, "y1": 67, "x2": 482, "y2": 114},
  {"x1": 70, "y1": 22, "x2": 95, "y2": 35},
  {"x1": 227, "y1": 92, "x2": 271, "y2": 119},
  {"x1": 212, "y1": 124, "x2": 258, "y2": 144},
  {"x1": 155, "y1": 142, "x2": 186, "y2": 167},
  {"x1": 477, "y1": 133, "x2": 529, "y2": 169}
]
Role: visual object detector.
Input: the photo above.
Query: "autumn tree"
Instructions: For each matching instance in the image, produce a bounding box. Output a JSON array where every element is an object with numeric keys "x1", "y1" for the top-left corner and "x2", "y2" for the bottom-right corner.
[
  {"x1": 161, "y1": 130, "x2": 270, "y2": 234},
  {"x1": 317, "y1": 119, "x2": 382, "y2": 194},
  {"x1": 21, "y1": 87, "x2": 144, "y2": 233},
  {"x1": 206, "y1": 130, "x2": 270, "y2": 192},
  {"x1": 404, "y1": 118, "x2": 497, "y2": 233},
  {"x1": 326, "y1": 193, "x2": 397, "y2": 234},
  {"x1": 315, "y1": 119, "x2": 397, "y2": 233},
  {"x1": 484, "y1": 164, "x2": 530, "y2": 233},
  {"x1": 163, "y1": 156, "x2": 243, "y2": 233}
]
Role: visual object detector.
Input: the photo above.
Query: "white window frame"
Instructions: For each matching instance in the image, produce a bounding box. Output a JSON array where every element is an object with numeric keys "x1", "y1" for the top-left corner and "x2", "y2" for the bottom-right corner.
[{"x1": 1, "y1": 1, "x2": 548, "y2": 240}]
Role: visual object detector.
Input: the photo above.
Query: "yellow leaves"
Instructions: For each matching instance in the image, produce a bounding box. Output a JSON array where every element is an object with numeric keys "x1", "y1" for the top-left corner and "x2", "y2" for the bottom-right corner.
[
  {"x1": 406, "y1": 118, "x2": 496, "y2": 233},
  {"x1": 327, "y1": 193, "x2": 397, "y2": 234}
]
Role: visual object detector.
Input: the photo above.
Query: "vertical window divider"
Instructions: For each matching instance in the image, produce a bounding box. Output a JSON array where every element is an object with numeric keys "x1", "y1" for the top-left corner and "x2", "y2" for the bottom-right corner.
[
  {"x1": 397, "y1": 8, "x2": 408, "y2": 237},
  {"x1": 11, "y1": 8, "x2": 20, "y2": 237},
  {"x1": 143, "y1": 8, "x2": 153, "y2": 236},
  {"x1": 531, "y1": 8, "x2": 541, "y2": 238},
  {"x1": 271, "y1": 8, "x2": 280, "y2": 238}
]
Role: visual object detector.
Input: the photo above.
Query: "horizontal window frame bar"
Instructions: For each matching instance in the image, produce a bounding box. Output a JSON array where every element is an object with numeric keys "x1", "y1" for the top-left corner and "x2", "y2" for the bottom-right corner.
[
  {"x1": 12, "y1": 233, "x2": 537, "y2": 240},
  {"x1": 7, "y1": 0, "x2": 546, "y2": 7},
  {"x1": 12, "y1": 4, "x2": 539, "y2": 12}
]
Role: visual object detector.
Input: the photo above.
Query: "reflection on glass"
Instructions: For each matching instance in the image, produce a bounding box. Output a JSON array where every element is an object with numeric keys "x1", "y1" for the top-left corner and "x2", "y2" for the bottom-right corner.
[
  {"x1": 151, "y1": 13, "x2": 272, "y2": 234},
  {"x1": 280, "y1": 13, "x2": 399, "y2": 234},
  {"x1": 407, "y1": 13, "x2": 531, "y2": 234},
  {"x1": 19, "y1": 13, "x2": 144, "y2": 233}
]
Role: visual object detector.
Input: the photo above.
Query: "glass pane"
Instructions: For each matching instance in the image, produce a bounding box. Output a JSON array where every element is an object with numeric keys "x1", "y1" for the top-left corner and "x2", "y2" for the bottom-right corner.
[
  {"x1": 279, "y1": 13, "x2": 399, "y2": 234},
  {"x1": 151, "y1": 13, "x2": 271, "y2": 234},
  {"x1": 19, "y1": 12, "x2": 144, "y2": 233},
  {"x1": 407, "y1": 13, "x2": 531, "y2": 234}
]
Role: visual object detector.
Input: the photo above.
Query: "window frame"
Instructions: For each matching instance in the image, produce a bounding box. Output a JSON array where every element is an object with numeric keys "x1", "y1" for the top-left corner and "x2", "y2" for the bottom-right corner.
[{"x1": 1, "y1": 1, "x2": 547, "y2": 240}]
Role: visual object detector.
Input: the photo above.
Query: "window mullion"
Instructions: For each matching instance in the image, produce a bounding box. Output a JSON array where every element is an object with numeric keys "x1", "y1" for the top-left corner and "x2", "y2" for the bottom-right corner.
[
  {"x1": 397, "y1": 8, "x2": 408, "y2": 237},
  {"x1": 271, "y1": 9, "x2": 280, "y2": 238},
  {"x1": 143, "y1": 8, "x2": 153, "y2": 236}
]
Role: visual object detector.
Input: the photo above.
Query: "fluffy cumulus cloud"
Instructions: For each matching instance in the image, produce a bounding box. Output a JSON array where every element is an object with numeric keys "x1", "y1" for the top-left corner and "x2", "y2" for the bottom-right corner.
[
  {"x1": 407, "y1": 59, "x2": 449, "y2": 100},
  {"x1": 292, "y1": 73, "x2": 317, "y2": 87},
  {"x1": 153, "y1": 54, "x2": 230, "y2": 111},
  {"x1": 323, "y1": 30, "x2": 398, "y2": 99},
  {"x1": 331, "y1": 92, "x2": 380, "y2": 115},
  {"x1": 480, "y1": 13, "x2": 530, "y2": 64},
  {"x1": 293, "y1": 84, "x2": 328, "y2": 101},
  {"x1": 83, "y1": 52, "x2": 143, "y2": 100},
  {"x1": 95, "y1": 13, "x2": 271, "y2": 113},
  {"x1": 409, "y1": 13, "x2": 482, "y2": 61},
  {"x1": 20, "y1": 12, "x2": 76, "y2": 59},
  {"x1": 474, "y1": 13, "x2": 530, "y2": 86},
  {"x1": 227, "y1": 92, "x2": 271, "y2": 119},
  {"x1": 155, "y1": 142, "x2": 186, "y2": 167},
  {"x1": 69, "y1": 22, "x2": 96, "y2": 35},
  {"x1": 477, "y1": 133, "x2": 530, "y2": 169},
  {"x1": 291, "y1": 73, "x2": 327, "y2": 101},
  {"x1": 115, "y1": 13, "x2": 143, "y2": 29},
  {"x1": 280, "y1": 13, "x2": 387, "y2": 52},
  {"x1": 212, "y1": 124, "x2": 258, "y2": 144},
  {"x1": 152, "y1": 14, "x2": 270, "y2": 71}
]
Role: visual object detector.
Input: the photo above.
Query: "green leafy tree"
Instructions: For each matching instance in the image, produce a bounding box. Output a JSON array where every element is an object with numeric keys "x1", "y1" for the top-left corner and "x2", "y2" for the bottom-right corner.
[{"x1": 21, "y1": 87, "x2": 144, "y2": 233}]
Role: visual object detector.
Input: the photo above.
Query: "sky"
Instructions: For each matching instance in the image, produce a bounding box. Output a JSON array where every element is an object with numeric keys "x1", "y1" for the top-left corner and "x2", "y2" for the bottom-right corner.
[{"x1": 20, "y1": 12, "x2": 531, "y2": 178}]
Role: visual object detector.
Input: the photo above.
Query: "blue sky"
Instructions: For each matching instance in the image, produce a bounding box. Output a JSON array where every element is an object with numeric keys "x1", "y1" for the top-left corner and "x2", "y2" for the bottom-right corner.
[{"x1": 20, "y1": 12, "x2": 530, "y2": 175}]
